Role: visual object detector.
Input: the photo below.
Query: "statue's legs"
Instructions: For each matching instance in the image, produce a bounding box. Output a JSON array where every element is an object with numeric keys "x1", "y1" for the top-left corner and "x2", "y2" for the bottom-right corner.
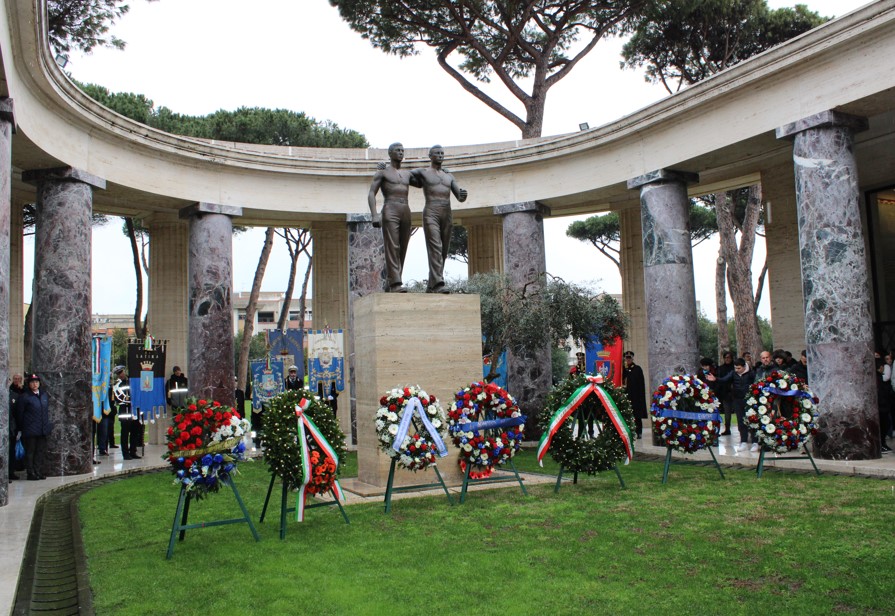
[
  {"x1": 422, "y1": 203, "x2": 452, "y2": 292},
  {"x1": 381, "y1": 200, "x2": 411, "y2": 291}
]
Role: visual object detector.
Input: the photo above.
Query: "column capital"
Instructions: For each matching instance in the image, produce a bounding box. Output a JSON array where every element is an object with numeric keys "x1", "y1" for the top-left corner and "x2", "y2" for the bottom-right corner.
[
  {"x1": 776, "y1": 110, "x2": 868, "y2": 140},
  {"x1": 178, "y1": 202, "x2": 243, "y2": 219},
  {"x1": 22, "y1": 166, "x2": 105, "y2": 190},
  {"x1": 627, "y1": 169, "x2": 698, "y2": 190},
  {"x1": 346, "y1": 212, "x2": 373, "y2": 223},
  {"x1": 0, "y1": 97, "x2": 16, "y2": 131},
  {"x1": 493, "y1": 201, "x2": 550, "y2": 217}
]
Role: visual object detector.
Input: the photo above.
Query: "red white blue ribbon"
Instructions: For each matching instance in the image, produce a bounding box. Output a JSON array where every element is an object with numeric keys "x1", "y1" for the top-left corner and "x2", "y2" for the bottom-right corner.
[
  {"x1": 537, "y1": 374, "x2": 633, "y2": 466},
  {"x1": 295, "y1": 398, "x2": 345, "y2": 521}
]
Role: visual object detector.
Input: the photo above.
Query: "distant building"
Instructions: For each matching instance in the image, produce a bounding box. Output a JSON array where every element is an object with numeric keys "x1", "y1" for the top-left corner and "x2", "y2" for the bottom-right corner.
[{"x1": 232, "y1": 291, "x2": 312, "y2": 336}]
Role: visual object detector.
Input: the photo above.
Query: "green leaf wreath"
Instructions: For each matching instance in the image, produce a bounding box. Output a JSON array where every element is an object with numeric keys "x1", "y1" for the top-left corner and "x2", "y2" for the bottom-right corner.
[
  {"x1": 263, "y1": 389, "x2": 347, "y2": 491},
  {"x1": 538, "y1": 373, "x2": 635, "y2": 474}
]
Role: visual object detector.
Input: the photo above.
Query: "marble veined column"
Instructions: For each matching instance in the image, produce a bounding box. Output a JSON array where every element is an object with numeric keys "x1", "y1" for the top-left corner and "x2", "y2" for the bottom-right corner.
[
  {"x1": 181, "y1": 203, "x2": 241, "y2": 408},
  {"x1": 494, "y1": 202, "x2": 552, "y2": 423},
  {"x1": 777, "y1": 110, "x2": 877, "y2": 460},
  {"x1": 23, "y1": 167, "x2": 105, "y2": 477},
  {"x1": 346, "y1": 213, "x2": 385, "y2": 444},
  {"x1": 0, "y1": 99, "x2": 13, "y2": 504},
  {"x1": 627, "y1": 170, "x2": 700, "y2": 392}
]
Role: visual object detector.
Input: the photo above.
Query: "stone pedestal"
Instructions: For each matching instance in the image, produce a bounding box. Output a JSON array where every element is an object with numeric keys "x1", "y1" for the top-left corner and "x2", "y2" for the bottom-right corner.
[
  {"x1": 181, "y1": 203, "x2": 241, "y2": 407},
  {"x1": 352, "y1": 293, "x2": 482, "y2": 492},
  {"x1": 777, "y1": 111, "x2": 877, "y2": 460},
  {"x1": 23, "y1": 166, "x2": 105, "y2": 477},
  {"x1": 628, "y1": 170, "x2": 700, "y2": 393}
]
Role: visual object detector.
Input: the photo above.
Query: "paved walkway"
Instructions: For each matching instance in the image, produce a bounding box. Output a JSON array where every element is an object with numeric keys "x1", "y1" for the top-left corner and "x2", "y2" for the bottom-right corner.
[{"x1": 2, "y1": 434, "x2": 894, "y2": 614}]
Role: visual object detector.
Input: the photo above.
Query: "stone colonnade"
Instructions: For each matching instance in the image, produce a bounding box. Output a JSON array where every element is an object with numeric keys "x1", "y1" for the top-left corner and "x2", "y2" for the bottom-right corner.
[
  {"x1": 0, "y1": 99, "x2": 12, "y2": 506},
  {"x1": 0, "y1": 108, "x2": 886, "y2": 504}
]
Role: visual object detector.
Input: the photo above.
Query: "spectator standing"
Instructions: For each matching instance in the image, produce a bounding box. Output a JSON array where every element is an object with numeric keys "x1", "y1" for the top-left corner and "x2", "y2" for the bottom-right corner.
[
  {"x1": 622, "y1": 351, "x2": 647, "y2": 439},
  {"x1": 716, "y1": 352, "x2": 735, "y2": 435},
  {"x1": 166, "y1": 366, "x2": 188, "y2": 410},
  {"x1": 8, "y1": 374, "x2": 24, "y2": 481},
  {"x1": 791, "y1": 350, "x2": 809, "y2": 383},
  {"x1": 284, "y1": 365, "x2": 302, "y2": 391},
  {"x1": 15, "y1": 374, "x2": 51, "y2": 480},
  {"x1": 876, "y1": 358, "x2": 892, "y2": 453},
  {"x1": 754, "y1": 351, "x2": 775, "y2": 383}
]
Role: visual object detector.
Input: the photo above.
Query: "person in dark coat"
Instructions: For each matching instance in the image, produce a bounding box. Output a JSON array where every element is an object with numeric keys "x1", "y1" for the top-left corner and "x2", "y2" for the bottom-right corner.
[
  {"x1": 8, "y1": 374, "x2": 25, "y2": 480},
  {"x1": 166, "y1": 366, "x2": 188, "y2": 409},
  {"x1": 622, "y1": 351, "x2": 647, "y2": 439},
  {"x1": 284, "y1": 365, "x2": 302, "y2": 391},
  {"x1": 716, "y1": 352, "x2": 735, "y2": 435},
  {"x1": 15, "y1": 374, "x2": 51, "y2": 480}
]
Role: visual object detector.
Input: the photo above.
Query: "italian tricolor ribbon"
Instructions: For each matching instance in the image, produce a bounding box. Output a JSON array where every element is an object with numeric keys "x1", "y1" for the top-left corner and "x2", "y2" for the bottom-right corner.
[
  {"x1": 536, "y1": 374, "x2": 633, "y2": 466},
  {"x1": 295, "y1": 398, "x2": 345, "y2": 521}
]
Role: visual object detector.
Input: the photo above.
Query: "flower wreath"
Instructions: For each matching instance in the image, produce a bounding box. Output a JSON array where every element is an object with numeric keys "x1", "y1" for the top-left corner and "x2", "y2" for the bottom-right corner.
[
  {"x1": 650, "y1": 374, "x2": 721, "y2": 454},
  {"x1": 375, "y1": 385, "x2": 448, "y2": 471},
  {"x1": 537, "y1": 373, "x2": 635, "y2": 474},
  {"x1": 448, "y1": 381, "x2": 526, "y2": 479},
  {"x1": 162, "y1": 398, "x2": 249, "y2": 499},
  {"x1": 263, "y1": 389, "x2": 347, "y2": 495},
  {"x1": 744, "y1": 370, "x2": 819, "y2": 453}
]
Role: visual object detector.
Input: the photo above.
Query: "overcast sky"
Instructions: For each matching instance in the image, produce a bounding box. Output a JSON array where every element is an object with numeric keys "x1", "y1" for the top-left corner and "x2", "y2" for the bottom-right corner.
[{"x1": 24, "y1": 0, "x2": 869, "y2": 325}]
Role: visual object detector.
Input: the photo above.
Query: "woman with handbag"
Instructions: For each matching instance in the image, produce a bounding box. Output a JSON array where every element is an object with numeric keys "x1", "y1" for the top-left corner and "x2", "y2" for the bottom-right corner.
[{"x1": 15, "y1": 374, "x2": 52, "y2": 480}]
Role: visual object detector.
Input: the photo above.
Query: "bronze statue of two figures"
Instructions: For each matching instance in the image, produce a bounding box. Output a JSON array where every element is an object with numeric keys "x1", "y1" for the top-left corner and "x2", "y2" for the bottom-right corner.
[{"x1": 367, "y1": 144, "x2": 468, "y2": 294}]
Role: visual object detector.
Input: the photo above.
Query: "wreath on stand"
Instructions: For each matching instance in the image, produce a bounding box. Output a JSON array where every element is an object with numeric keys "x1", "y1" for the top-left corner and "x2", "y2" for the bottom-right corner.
[
  {"x1": 537, "y1": 373, "x2": 635, "y2": 474},
  {"x1": 375, "y1": 385, "x2": 448, "y2": 471},
  {"x1": 744, "y1": 370, "x2": 819, "y2": 453},
  {"x1": 447, "y1": 381, "x2": 525, "y2": 480},
  {"x1": 650, "y1": 374, "x2": 721, "y2": 454},
  {"x1": 162, "y1": 398, "x2": 250, "y2": 499},
  {"x1": 264, "y1": 389, "x2": 347, "y2": 495}
]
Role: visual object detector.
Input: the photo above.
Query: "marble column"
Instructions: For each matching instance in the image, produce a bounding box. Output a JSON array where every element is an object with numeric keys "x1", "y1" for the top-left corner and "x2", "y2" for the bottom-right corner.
[
  {"x1": 311, "y1": 220, "x2": 351, "y2": 440},
  {"x1": 466, "y1": 219, "x2": 504, "y2": 276},
  {"x1": 0, "y1": 99, "x2": 13, "y2": 504},
  {"x1": 494, "y1": 202, "x2": 552, "y2": 424},
  {"x1": 346, "y1": 214, "x2": 385, "y2": 444},
  {"x1": 777, "y1": 110, "x2": 877, "y2": 460},
  {"x1": 9, "y1": 197, "x2": 24, "y2": 376},
  {"x1": 627, "y1": 170, "x2": 700, "y2": 394},
  {"x1": 180, "y1": 203, "x2": 241, "y2": 408},
  {"x1": 22, "y1": 167, "x2": 105, "y2": 477},
  {"x1": 146, "y1": 213, "x2": 189, "y2": 443}
]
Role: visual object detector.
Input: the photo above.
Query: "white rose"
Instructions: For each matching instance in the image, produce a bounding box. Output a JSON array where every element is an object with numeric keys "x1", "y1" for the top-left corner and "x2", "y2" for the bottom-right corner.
[
  {"x1": 790, "y1": 384, "x2": 798, "y2": 391},
  {"x1": 804, "y1": 401, "x2": 813, "y2": 409},
  {"x1": 387, "y1": 424, "x2": 398, "y2": 435},
  {"x1": 778, "y1": 380, "x2": 787, "y2": 388},
  {"x1": 801, "y1": 413, "x2": 812, "y2": 423},
  {"x1": 759, "y1": 396, "x2": 767, "y2": 404},
  {"x1": 462, "y1": 444, "x2": 472, "y2": 452},
  {"x1": 432, "y1": 419, "x2": 442, "y2": 428},
  {"x1": 799, "y1": 425, "x2": 807, "y2": 434},
  {"x1": 387, "y1": 412, "x2": 398, "y2": 422},
  {"x1": 760, "y1": 415, "x2": 770, "y2": 425},
  {"x1": 376, "y1": 408, "x2": 387, "y2": 418},
  {"x1": 375, "y1": 420, "x2": 385, "y2": 430},
  {"x1": 765, "y1": 424, "x2": 775, "y2": 434}
]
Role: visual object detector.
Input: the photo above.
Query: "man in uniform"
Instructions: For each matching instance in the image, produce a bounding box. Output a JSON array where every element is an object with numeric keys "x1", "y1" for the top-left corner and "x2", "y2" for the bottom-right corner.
[
  {"x1": 622, "y1": 351, "x2": 647, "y2": 439},
  {"x1": 112, "y1": 366, "x2": 141, "y2": 460},
  {"x1": 285, "y1": 365, "x2": 302, "y2": 391}
]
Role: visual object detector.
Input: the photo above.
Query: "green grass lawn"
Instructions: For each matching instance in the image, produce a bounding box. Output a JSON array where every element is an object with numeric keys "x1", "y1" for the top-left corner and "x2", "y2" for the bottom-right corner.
[{"x1": 79, "y1": 451, "x2": 895, "y2": 615}]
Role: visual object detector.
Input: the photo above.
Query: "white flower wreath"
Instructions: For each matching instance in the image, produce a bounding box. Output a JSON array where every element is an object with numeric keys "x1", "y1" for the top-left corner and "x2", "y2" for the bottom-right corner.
[
  {"x1": 375, "y1": 385, "x2": 448, "y2": 471},
  {"x1": 744, "y1": 370, "x2": 819, "y2": 453}
]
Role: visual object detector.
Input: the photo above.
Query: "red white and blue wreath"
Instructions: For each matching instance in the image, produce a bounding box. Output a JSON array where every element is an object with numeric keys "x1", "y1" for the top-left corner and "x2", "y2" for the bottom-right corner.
[
  {"x1": 744, "y1": 370, "x2": 819, "y2": 453},
  {"x1": 375, "y1": 385, "x2": 449, "y2": 471},
  {"x1": 651, "y1": 374, "x2": 722, "y2": 454},
  {"x1": 448, "y1": 381, "x2": 525, "y2": 479}
]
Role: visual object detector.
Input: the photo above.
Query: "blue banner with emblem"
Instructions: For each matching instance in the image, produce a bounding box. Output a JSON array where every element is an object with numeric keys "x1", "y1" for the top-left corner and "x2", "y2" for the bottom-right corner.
[
  {"x1": 251, "y1": 356, "x2": 287, "y2": 410},
  {"x1": 127, "y1": 338, "x2": 167, "y2": 421},
  {"x1": 91, "y1": 336, "x2": 112, "y2": 422},
  {"x1": 267, "y1": 329, "x2": 304, "y2": 380},
  {"x1": 307, "y1": 329, "x2": 344, "y2": 395}
]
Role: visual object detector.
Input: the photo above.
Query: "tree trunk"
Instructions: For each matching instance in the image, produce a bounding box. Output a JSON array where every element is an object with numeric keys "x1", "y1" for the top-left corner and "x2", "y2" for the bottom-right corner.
[
  {"x1": 124, "y1": 217, "x2": 145, "y2": 337},
  {"x1": 716, "y1": 187, "x2": 763, "y2": 357},
  {"x1": 236, "y1": 227, "x2": 275, "y2": 391},
  {"x1": 296, "y1": 253, "x2": 313, "y2": 364},
  {"x1": 276, "y1": 240, "x2": 300, "y2": 331},
  {"x1": 715, "y1": 252, "x2": 729, "y2": 360}
]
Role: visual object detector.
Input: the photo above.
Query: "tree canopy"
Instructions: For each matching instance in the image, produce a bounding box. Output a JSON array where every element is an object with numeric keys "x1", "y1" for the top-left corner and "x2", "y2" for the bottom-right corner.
[
  {"x1": 47, "y1": 0, "x2": 155, "y2": 55},
  {"x1": 329, "y1": 0, "x2": 648, "y2": 138},
  {"x1": 566, "y1": 202, "x2": 717, "y2": 272},
  {"x1": 621, "y1": 0, "x2": 827, "y2": 93},
  {"x1": 78, "y1": 83, "x2": 369, "y2": 147}
]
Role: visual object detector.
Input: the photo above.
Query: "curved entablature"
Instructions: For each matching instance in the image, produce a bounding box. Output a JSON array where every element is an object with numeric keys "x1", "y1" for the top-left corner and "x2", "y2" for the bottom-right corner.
[{"x1": 2, "y1": 0, "x2": 895, "y2": 225}]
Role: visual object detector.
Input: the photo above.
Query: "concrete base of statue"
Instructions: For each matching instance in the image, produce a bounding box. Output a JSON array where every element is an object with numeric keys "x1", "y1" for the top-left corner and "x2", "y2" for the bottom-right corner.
[{"x1": 347, "y1": 292, "x2": 482, "y2": 495}]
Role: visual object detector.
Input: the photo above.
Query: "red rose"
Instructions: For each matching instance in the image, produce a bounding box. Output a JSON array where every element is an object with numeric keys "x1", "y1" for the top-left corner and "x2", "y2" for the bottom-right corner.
[
  {"x1": 223, "y1": 412, "x2": 232, "y2": 420},
  {"x1": 213, "y1": 401, "x2": 221, "y2": 407},
  {"x1": 180, "y1": 431, "x2": 189, "y2": 441},
  {"x1": 167, "y1": 427, "x2": 174, "y2": 435},
  {"x1": 195, "y1": 439, "x2": 202, "y2": 446},
  {"x1": 184, "y1": 459, "x2": 193, "y2": 468},
  {"x1": 188, "y1": 404, "x2": 197, "y2": 412},
  {"x1": 174, "y1": 414, "x2": 183, "y2": 423},
  {"x1": 380, "y1": 397, "x2": 388, "y2": 406},
  {"x1": 388, "y1": 404, "x2": 397, "y2": 411},
  {"x1": 198, "y1": 399, "x2": 207, "y2": 406}
]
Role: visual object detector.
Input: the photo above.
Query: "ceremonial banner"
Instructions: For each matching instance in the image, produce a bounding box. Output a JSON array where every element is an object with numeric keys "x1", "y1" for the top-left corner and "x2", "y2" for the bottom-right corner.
[
  {"x1": 307, "y1": 328, "x2": 344, "y2": 395},
  {"x1": 251, "y1": 356, "x2": 287, "y2": 410},
  {"x1": 91, "y1": 336, "x2": 112, "y2": 422},
  {"x1": 482, "y1": 348, "x2": 508, "y2": 390},
  {"x1": 127, "y1": 337, "x2": 167, "y2": 421},
  {"x1": 585, "y1": 337, "x2": 623, "y2": 386},
  {"x1": 268, "y1": 329, "x2": 304, "y2": 379}
]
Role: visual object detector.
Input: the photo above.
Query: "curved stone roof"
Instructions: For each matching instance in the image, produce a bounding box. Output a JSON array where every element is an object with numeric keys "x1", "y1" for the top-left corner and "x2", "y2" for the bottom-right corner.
[{"x1": 2, "y1": 0, "x2": 895, "y2": 225}]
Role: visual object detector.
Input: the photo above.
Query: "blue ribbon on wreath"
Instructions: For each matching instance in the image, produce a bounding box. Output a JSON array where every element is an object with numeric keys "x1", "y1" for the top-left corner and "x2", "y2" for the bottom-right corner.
[
  {"x1": 657, "y1": 409, "x2": 721, "y2": 422},
  {"x1": 461, "y1": 416, "x2": 527, "y2": 433},
  {"x1": 392, "y1": 397, "x2": 448, "y2": 457},
  {"x1": 762, "y1": 386, "x2": 812, "y2": 399}
]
